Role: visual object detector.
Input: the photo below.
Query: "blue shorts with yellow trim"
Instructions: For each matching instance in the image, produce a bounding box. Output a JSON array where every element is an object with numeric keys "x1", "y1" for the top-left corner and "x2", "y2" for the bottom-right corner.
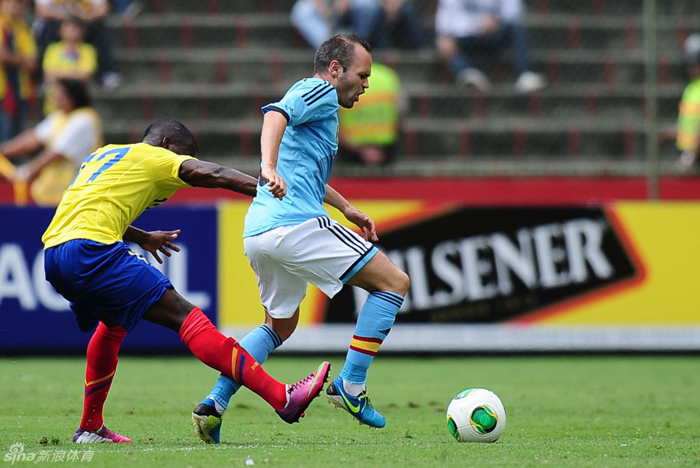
[{"x1": 44, "y1": 239, "x2": 172, "y2": 332}]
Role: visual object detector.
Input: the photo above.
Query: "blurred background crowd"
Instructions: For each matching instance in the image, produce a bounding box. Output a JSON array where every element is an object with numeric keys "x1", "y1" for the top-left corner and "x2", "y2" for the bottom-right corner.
[{"x1": 0, "y1": 0, "x2": 699, "y2": 206}]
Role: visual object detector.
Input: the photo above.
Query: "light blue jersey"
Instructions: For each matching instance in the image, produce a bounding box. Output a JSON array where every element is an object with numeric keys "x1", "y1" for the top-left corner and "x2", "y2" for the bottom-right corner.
[{"x1": 244, "y1": 78, "x2": 339, "y2": 237}]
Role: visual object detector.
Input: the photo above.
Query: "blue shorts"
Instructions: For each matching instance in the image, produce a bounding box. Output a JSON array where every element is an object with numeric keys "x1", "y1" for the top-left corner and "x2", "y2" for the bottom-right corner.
[{"x1": 44, "y1": 239, "x2": 172, "y2": 332}]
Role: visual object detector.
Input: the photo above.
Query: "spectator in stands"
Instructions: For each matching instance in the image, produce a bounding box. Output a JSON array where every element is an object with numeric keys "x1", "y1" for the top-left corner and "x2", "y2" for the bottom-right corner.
[
  {"x1": 33, "y1": 0, "x2": 120, "y2": 90},
  {"x1": 42, "y1": 16, "x2": 97, "y2": 114},
  {"x1": 675, "y1": 34, "x2": 700, "y2": 171},
  {"x1": 111, "y1": 0, "x2": 141, "y2": 18},
  {"x1": 0, "y1": 78, "x2": 102, "y2": 206},
  {"x1": 0, "y1": 0, "x2": 37, "y2": 143},
  {"x1": 338, "y1": 62, "x2": 402, "y2": 165},
  {"x1": 435, "y1": 0, "x2": 545, "y2": 93},
  {"x1": 291, "y1": 0, "x2": 426, "y2": 50}
]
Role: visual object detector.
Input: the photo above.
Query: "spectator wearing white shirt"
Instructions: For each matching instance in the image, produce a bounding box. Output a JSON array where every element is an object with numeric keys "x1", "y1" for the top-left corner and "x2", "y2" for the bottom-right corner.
[
  {"x1": 0, "y1": 78, "x2": 102, "y2": 205},
  {"x1": 435, "y1": 0, "x2": 545, "y2": 93}
]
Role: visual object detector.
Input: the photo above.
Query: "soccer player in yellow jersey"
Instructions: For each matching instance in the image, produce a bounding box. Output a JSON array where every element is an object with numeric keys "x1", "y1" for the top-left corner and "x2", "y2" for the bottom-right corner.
[{"x1": 42, "y1": 118, "x2": 331, "y2": 444}]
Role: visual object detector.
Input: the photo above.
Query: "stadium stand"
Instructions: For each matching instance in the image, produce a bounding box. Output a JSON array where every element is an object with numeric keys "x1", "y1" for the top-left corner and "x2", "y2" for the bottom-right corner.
[{"x1": 98, "y1": 0, "x2": 697, "y2": 176}]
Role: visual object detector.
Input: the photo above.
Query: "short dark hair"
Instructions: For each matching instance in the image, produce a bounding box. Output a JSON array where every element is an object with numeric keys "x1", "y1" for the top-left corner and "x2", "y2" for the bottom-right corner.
[
  {"x1": 63, "y1": 14, "x2": 85, "y2": 29},
  {"x1": 313, "y1": 33, "x2": 371, "y2": 74},
  {"x1": 56, "y1": 78, "x2": 91, "y2": 109},
  {"x1": 142, "y1": 118, "x2": 198, "y2": 154}
]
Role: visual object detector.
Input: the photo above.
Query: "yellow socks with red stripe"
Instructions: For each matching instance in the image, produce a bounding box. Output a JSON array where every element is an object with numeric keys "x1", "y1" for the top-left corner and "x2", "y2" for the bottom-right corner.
[
  {"x1": 179, "y1": 308, "x2": 287, "y2": 410},
  {"x1": 81, "y1": 322, "x2": 127, "y2": 432},
  {"x1": 340, "y1": 291, "x2": 404, "y2": 386}
]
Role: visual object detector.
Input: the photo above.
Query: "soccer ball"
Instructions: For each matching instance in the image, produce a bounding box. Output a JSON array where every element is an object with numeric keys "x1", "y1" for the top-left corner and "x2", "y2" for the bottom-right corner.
[{"x1": 446, "y1": 388, "x2": 506, "y2": 443}]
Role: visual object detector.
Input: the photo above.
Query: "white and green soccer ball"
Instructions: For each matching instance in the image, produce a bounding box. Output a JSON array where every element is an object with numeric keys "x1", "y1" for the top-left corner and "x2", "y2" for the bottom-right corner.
[{"x1": 446, "y1": 388, "x2": 506, "y2": 443}]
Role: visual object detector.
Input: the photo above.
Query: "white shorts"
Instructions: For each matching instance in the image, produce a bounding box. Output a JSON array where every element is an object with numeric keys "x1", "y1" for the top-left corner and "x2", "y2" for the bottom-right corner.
[{"x1": 244, "y1": 216, "x2": 378, "y2": 319}]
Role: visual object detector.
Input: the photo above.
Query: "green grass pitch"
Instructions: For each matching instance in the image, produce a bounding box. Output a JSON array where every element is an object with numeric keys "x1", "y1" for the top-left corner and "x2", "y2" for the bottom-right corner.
[{"x1": 1, "y1": 356, "x2": 698, "y2": 467}]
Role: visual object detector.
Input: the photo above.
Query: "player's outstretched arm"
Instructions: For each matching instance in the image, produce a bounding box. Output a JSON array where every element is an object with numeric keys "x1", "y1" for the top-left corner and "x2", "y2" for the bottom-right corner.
[
  {"x1": 260, "y1": 110, "x2": 288, "y2": 200},
  {"x1": 179, "y1": 159, "x2": 258, "y2": 197},
  {"x1": 324, "y1": 184, "x2": 378, "y2": 242},
  {"x1": 124, "y1": 226, "x2": 181, "y2": 264},
  {"x1": 0, "y1": 130, "x2": 44, "y2": 160}
]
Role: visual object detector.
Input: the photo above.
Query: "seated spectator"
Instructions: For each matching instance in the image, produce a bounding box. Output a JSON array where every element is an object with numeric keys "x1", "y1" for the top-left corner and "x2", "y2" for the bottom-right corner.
[
  {"x1": 0, "y1": 0, "x2": 37, "y2": 143},
  {"x1": 435, "y1": 0, "x2": 545, "y2": 93},
  {"x1": 33, "y1": 0, "x2": 120, "y2": 90},
  {"x1": 111, "y1": 0, "x2": 142, "y2": 18},
  {"x1": 42, "y1": 16, "x2": 97, "y2": 114},
  {"x1": 291, "y1": 0, "x2": 426, "y2": 50},
  {"x1": 338, "y1": 62, "x2": 402, "y2": 166},
  {"x1": 675, "y1": 34, "x2": 700, "y2": 171},
  {"x1": 382, "y1": 0, "x2": 427, "y2": 50},
  {"x1": 0, "y1": 78, "x2": 102, "y2": 206}
]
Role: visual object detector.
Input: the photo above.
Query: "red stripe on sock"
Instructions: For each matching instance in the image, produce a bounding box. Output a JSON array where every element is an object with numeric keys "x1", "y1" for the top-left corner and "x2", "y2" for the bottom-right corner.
[
  {"x1": 180, "y1": 308, "x2": 287, "y2": 410},
  {"x1": 349, "y1": 345, "x2": 378, "y2": 356},
  {"x1": 352, "y1": 335, "x2": 384, "y2": 344}
]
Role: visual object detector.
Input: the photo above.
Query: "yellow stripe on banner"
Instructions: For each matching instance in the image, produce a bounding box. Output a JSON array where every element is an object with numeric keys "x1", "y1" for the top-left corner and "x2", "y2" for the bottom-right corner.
[
  {"x1": 350, "y1": 338, "x2": 381, "y2": 354},
  {"x1": 85, "y1": 370, "x2": 115, "y2": 387},
  {"x1": 218, "y1": 202, "x2": 262, "y2": 326}
]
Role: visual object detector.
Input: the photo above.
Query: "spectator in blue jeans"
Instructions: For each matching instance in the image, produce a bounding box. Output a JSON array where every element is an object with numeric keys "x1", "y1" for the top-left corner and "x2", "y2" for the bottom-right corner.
[
  {"x1": 291, "y1": 0, "x2": 426, "y2": 50},
  {"x1": 435, "y1": 0, "x2": 545, "y2": 93}
]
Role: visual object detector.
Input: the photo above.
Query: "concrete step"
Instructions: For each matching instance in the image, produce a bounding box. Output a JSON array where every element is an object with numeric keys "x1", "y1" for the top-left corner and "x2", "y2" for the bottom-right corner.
[
  {"x1": 109, "y1": 14, "x2": 700, "y2": 53},
  {"x1": 134, "y1": 0, "x2": 700, "y2": 17},
  {"x1": 526, "y1": 0, "x2": 700, "y2": 16},
  {"x1": 181, "y1": 155, "x2": 682, "y2": 178},
  {"x1": 93, "y1": 84, "x2": 684, "y2": 122},
  {"x1": 139, "y1": 0, "x2": 297, "y2": 15},
  {"x1": 101, "y1": 117, "x2": 676, "y2": 159},
  {"x1": 112, "y1": 48, "x2": 687, "y2": 87}
]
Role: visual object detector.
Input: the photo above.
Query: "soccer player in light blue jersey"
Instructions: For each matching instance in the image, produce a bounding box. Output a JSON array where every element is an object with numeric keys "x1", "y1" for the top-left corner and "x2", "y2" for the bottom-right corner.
[{"x1": 192, "y1": 34, "x2": 410, "y2": 442}]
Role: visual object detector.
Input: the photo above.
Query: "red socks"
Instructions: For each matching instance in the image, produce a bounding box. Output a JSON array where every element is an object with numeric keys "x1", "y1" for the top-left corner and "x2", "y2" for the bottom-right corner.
[
  {"x1": 81, "y1": 322, "x2": 127, "y2": 432},
  {"x1": 179, "y1": 308, "x2": 288, "y2": 410}
]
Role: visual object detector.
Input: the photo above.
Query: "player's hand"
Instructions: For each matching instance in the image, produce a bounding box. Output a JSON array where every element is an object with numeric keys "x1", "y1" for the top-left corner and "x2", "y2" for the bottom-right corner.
[
  {"x1": 343, "y1": 206, "x2": 378, "y2": 242},
  {"x1": 140, "y1": 229, "x2": 181, "y2": 264},
  {"x1": 261, "y1": 167, "x2": 287, "y2": 200},
  {"x1": 479, "y1": 14, "x2": 499, "y2": 35}
]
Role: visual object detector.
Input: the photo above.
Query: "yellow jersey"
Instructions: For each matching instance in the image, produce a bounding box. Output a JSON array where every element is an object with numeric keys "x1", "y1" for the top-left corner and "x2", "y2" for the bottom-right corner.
[
  {"x1": 43, "y1": 41, "x2": 97, "y2": 76},
  {"x1": 42, "y1": 142, "x2": 194, "y2": 248}
]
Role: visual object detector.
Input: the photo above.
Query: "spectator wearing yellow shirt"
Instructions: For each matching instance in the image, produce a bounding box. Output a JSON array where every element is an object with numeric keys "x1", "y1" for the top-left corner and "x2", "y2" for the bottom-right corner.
[
  {"x1": 0, "y1": 0, "x2": 37, "y2": 143},
  {"x1": 338, "y1": 62, "x2": 402, "y2": 165},
  {"x1": 43, "y1": 16, "x2": 97, "y2": 113},
  {"x1": 675, "y1": 35, "x2": 700, "y2": 171},
  {"x1": 33, "y1": 0, "x2": 120, "y2": 89}
]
